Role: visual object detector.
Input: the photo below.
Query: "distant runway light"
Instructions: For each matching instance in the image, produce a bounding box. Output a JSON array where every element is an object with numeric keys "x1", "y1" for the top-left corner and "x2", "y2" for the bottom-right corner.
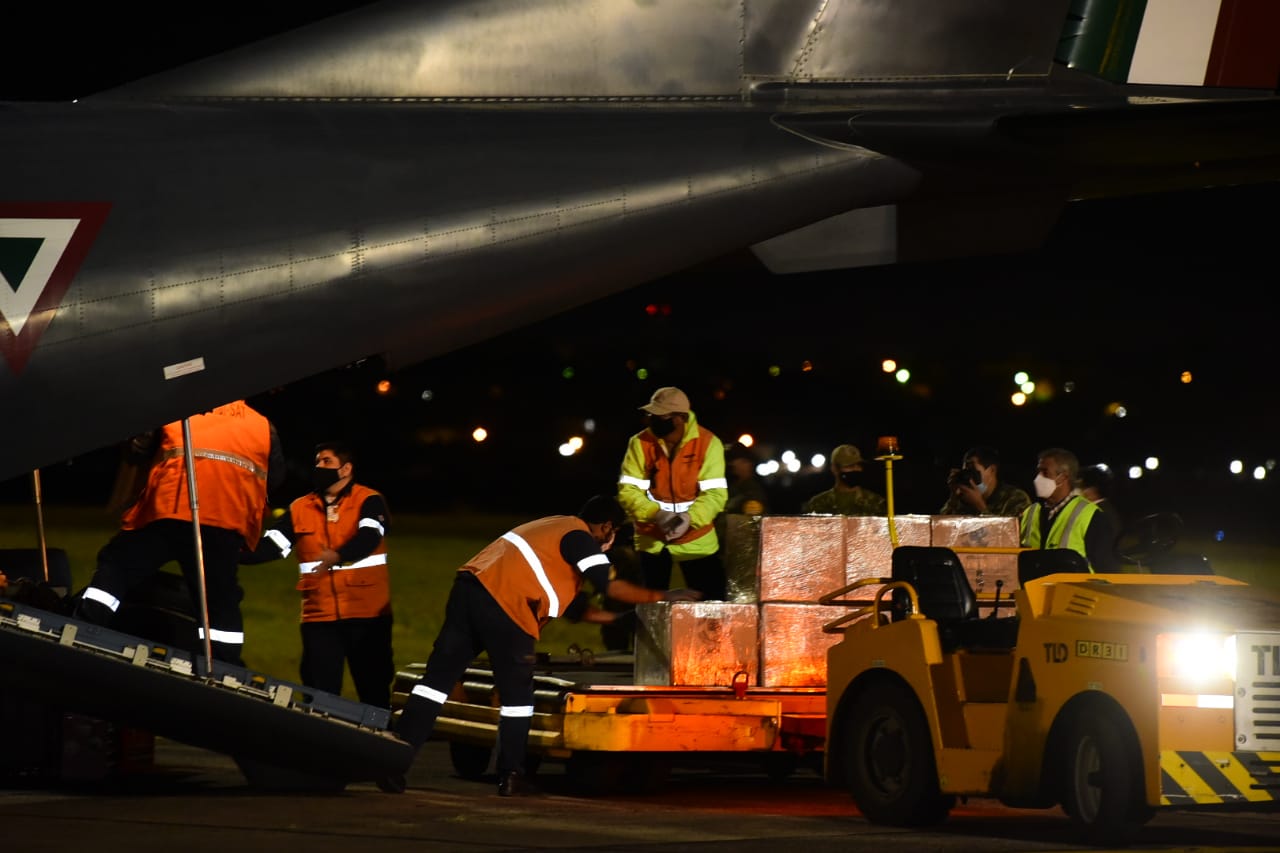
[
  {"x1": 636, "y1": 368, "x2": 649, "y2": 379},
  {"x1": 768, "y1": 365, "x2": 781, "y2": 377},
  {"x1": 583, "y1": 418, "x2": 596, "y2": 433},
  {"x1": 561, "y1": 367, "x2": 575, "y2": 380},
  {"x1": 376, "y1": 379, "x2": 392, "y2": 395},
  {"x1": 781, "y1": 449, "x2": 797, "y2": 464},
  {"x1": 1215, "y1": 529, "x2": 1226, "y2": 542},
  {"x1": 1254, "y1": 466, "x2": 1266, "y2": 480},
  {"x1": 1014, "y1": 371, "x2": 1029, "y2": 385},
  {"x1": 1230, "y1": 459, "x2": 1244, "y2": 474},
  {"x1": 1011, "y1": 392, "x2": 1027, "y2": 406},
  {"x1": 737, "y1": 433, "x2": 755, "y2": 447},
  {"x1": 761, "y1": 460, "x2": 781, "y2": 476},
  {"x1": 1144, "y1": 456, "x2": 1159, "y2": 471},
  {"x1": 811, "y1": 453, "x2": 825, "y2": 468},
  {"x1": 1064, "y1": 380, "x2": 1076, "y2": 393},
  {"x1": 567, "y1": 436, "x2": 584, "y2": 450},
  {"x1": 881, "y1": 359, "x2": 896, "y2": 373},
  {"x1": 895, "y1": 368, "x2": 910, "y2": 384},
  {"x1": 1127, "y1": 465, "x2": 1143, "y2": 479},
  {"x1": 1268, "y1": 459, "x2": 1277, "y2": 471},
  {"x1": 1180, "y1": 370, "x2": 1193, "y2": 384},
  {"x1": 801, "y1": 360, "x2": 813, "y2": 372},
  {"x1": 1115, "y1": 405, "x2": 1128, "y2": 418},
  {"x1": 1020, "y1": 381, "x2": 1034, "y2": 394},
  {"x1": 420, "y1": 389, "x2": 434, "y2": 402},
  {"x1": 558, "y1": 442, "x2": 575, "y2": 457},
  {"x1": 785, "y1": 457, "x2": 801, "y2": 473},
  {"x1": 472, "y1": 427, "x2": 488, "y2": 443}
]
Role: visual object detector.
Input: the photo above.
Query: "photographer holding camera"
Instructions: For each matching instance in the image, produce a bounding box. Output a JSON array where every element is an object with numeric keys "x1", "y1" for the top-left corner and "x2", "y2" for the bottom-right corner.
[{"x1": 939, "y1": 445, "x2": 1031, "y2": 517}]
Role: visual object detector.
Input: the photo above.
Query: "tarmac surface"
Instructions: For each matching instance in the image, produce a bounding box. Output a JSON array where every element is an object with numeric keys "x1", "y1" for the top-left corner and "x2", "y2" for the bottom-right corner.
[{"x1": 5, "y1": 735, "x2": 1280, "y2": 852}]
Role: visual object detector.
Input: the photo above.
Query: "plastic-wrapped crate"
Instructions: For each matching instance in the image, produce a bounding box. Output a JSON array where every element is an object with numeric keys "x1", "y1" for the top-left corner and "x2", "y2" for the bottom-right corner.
[
  {"x1": 758, "y1": 603, "x2": 848, "y2": 687},
  {"x1": 931, "y1": 515, "x2": 1021, "y2": 594},
  {"x1": 634, "y1": 601, "x2": 758, "y2": 686},
  {"x1": 758, "y1": 515, "x2": 846, "y2": 603},
  {"x1": 844, "y1": 515, "x2": 932, "y2": 600},
  {"x1": 722, "y1": 513, "x2": 763, "y2": 603}
]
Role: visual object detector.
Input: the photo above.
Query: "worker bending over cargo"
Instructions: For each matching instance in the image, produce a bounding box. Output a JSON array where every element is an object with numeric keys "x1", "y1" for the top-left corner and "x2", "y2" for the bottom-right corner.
[{"x1": 391, "y1": 495, "x2": 700, "y2": 796}]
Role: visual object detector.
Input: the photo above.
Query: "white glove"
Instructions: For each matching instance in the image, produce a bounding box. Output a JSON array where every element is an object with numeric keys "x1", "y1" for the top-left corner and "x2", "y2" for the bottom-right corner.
[
  {"x1": 664, "y1": 511, "x2": 691, "y2": 542},
  {"x1": 651, "y1": 509, "x2": 678, "y2": 531}
]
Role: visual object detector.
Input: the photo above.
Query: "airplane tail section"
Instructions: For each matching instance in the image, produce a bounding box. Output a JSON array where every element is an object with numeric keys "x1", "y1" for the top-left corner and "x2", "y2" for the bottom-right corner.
[{"x1": 1060, "y1": 0, "x2": 1280, "y2": 90}]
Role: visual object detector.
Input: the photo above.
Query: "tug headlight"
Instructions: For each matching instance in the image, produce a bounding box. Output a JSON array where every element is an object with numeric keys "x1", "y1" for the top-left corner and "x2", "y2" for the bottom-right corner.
[{"x1": 1158, "y1": 632, "x2": 1236, "y2": 684}]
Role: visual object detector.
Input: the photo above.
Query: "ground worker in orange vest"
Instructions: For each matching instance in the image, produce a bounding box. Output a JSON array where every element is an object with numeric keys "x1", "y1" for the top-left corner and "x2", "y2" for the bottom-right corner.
[{"x1": 75, "y1": 399, "x2": 284, "y2": 666}]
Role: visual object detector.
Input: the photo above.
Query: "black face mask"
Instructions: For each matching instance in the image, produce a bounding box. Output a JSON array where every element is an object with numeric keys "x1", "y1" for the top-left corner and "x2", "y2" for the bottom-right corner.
[
  {"x1": 838, "y1": 470, "x2": 865, "y2": 488},
  {"x1": 312, "y1": 466, "x2": 341, "y2": 493},
  {"x1": 648, "y1": 415, "x2": 677, "y2": 438}
]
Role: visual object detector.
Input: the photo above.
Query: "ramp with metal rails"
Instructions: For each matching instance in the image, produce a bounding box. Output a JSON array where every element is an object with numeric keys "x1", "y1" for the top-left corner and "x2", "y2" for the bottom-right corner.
[{"x1": 1, "y1": 599, "x2": 411, "y2": 789}]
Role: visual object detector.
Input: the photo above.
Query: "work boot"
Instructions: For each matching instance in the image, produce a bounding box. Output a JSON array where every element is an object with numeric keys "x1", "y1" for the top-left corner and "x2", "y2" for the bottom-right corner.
[
  {"x1": 376, "y1": 772, "x2": 406, "y2": 794},
  {"x1": 497, "y1": 769, "x2": 528, "y2": 797}
]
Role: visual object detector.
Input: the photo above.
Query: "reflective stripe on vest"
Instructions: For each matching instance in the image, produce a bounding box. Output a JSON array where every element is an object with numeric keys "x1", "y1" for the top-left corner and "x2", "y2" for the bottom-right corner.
[
  {"x1": 501, "y1": 530, "x2": 561, "y2": 617},
  {"x1": 298, "y1": 552, "x2": 388, "y2": 574},
  {"x1": 162, "y1": 446, "x2": 268, "y2": 480},
  {"x1": 1056, "y1": 499, "x2": 1090, "y2": 549},
  {"x1": 647, "y1": 496, "x2": 694, "y2": 512},
  {"x1": 619, "y1": 474, "x2": 650, "y2": 489}
]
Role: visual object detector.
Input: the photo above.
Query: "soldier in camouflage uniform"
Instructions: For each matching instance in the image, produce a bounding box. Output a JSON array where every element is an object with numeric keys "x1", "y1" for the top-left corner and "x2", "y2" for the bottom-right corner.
[
  {"x1": 939, "y1": 445, "x2": 1031, "y2": 517},
  {"x1": 803, "y1": 444, "x2": 887, "y2": 516}
]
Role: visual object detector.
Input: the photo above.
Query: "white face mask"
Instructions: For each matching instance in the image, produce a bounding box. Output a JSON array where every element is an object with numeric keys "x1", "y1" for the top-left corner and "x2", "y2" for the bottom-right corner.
[
  {"x1": 1033, "y1": 473, "x2": 1057, "y2": 499},
  {"x1": 975, "y1": 481, "x2": 988, "y2": 496}
]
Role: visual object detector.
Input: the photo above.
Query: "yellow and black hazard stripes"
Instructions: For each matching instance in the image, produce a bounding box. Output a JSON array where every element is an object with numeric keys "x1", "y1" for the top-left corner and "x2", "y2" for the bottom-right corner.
[{"x1": 1160, "y1": 751, "x2": 1280, "y2": 806}]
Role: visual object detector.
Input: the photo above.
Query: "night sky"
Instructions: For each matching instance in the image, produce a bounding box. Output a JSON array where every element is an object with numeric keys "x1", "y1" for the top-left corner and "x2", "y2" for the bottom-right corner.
[{"x1": 3, "y1": 5, "x2": 1278, "y2": 544}]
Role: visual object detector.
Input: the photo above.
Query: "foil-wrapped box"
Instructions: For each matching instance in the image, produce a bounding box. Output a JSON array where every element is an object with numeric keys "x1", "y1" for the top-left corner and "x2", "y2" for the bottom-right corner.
[
  {"x1": 843, "y1": 515, "x2": 933, "y2": 600},
  {"x1": 722, "y1": 513, "x2": 763, "y2": 603},
  {"x1": 931, "y1": 515, "x2": 1021, "y2": 593},
  {"x1": 758, "y1": 603, "x2": 848, "y2": 687},
  {"x1": 634, "y1": 601, "x2": 759, "y2": 687},
  {"x1": 758, "y1": 515, "x2": 846, "y2": 602}
]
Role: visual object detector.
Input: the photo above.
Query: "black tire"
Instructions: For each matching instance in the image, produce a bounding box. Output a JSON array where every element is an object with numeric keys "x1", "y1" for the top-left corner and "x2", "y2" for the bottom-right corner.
[
  {"x1": 763, "y1": 752, "x2": 799, "y2": 782},
  {"x1": 565, "y1": 751, "x2": 627, "y2": 795},
  {"x1": 620, "y1": 755, "x2": 671, "y2": 794},
  {"x1": 448, "y1": 740, "x2": 492, "y2": 780},
  {"x1": 1059, "y1": 711, "x2": 1150, "y2": 846},
  {"x1": 842, "y1": 680, "x2": 953, "y2": 826}
]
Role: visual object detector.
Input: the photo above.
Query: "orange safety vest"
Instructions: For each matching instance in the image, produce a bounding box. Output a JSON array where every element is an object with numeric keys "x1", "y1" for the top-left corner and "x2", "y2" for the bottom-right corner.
[
  {"x1": 122, "y1": 401, "x2": 271, "y2": 547},
  {"x1": 630, "y1": 427, "x2": 720, "y2": 547},
  {"x1": 463, "y1": 516, "x2": 588, "y2": 639},
  {"x1": 289, "y1": 483, "x2": 391, "y2": 622}
]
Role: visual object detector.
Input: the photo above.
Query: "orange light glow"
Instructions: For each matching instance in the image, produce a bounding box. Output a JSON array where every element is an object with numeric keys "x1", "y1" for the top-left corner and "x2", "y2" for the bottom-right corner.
[
  {"x1": 375, "y1": 379, "x2": 392, "y2": 395},
  {"x1": 472, "y1": 427, "x2": 488, "y2": 443}
]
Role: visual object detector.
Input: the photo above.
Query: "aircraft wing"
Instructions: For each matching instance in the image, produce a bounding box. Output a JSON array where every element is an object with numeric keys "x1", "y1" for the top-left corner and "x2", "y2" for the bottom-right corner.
[{"x1": 2, "y1": 0, "x2": 1279, "y2": 482}]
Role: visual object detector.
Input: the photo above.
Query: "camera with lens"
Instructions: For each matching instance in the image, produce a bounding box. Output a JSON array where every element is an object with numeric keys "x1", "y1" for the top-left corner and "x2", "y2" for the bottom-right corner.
[{"x1": 949, "y1": 467, "x2": 981, "y2": 488}]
